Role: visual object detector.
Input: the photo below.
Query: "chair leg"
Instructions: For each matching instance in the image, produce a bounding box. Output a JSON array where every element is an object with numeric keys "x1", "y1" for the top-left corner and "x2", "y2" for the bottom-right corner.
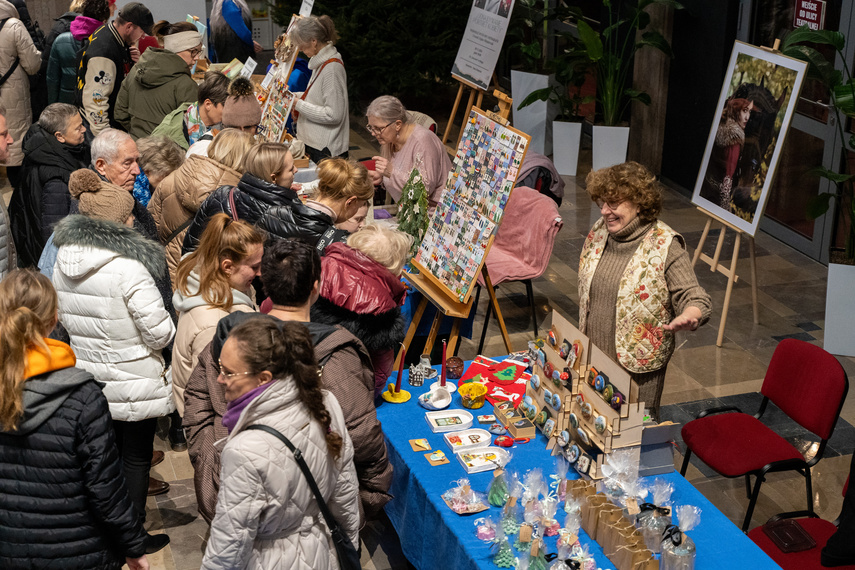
[
  {"x1": 477, "y1": 292, "x2": 493, "y2": 355},
  {"x1": 745, "y1": 474, "x2": 752, "y2": 500},
  {"x1": 473, "y1": 285, "x2": 481, "y2": 318},
  {"x1": 524, "y1": 279, "x2": 537, "y2": 337},
  {"x1": 805, "y1": 466, "x2": 814, "y2": 515},
  {"x1": 679, "y1": 449, "x2": 692, "y2": 476},
  {"x1": 743, "y1": 474, "x2": 765, "y2": 532}
]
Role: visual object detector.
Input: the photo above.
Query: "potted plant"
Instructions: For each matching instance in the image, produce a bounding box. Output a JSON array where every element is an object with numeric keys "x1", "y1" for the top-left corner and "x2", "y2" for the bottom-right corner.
[
  {"x1": 516, "y1": 18, "x2": 594, "y2": 175},
  {"x1": 782, "y1": 25, "x2": 855, "y2": 356},
  {"x1": 506, "y1": 0, "x2": 558, "y2": 155},
  {"x1": 575, "y1": 0, "x2": 681, "y2": 170}
]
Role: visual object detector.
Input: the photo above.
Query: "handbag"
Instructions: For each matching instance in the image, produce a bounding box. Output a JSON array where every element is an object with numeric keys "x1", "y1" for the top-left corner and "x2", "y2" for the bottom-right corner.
[{"x1": 244, "y1": 424, "x2": 361, "y2": 570}]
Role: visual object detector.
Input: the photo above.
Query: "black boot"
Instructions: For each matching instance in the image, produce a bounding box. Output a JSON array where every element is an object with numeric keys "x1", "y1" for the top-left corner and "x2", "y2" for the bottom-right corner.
[
  {"x1": 168, "y1": 410, "x2": 187, "y2": 452},
  {"x1": 821, "y1": 453, "x2": 855, "y2": 567}
]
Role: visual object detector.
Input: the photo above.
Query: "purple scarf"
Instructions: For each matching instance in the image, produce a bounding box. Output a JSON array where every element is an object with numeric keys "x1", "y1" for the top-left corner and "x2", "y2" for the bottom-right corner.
[{"x1": 222, "y1": 381, "x2": 275, "y2": 433}]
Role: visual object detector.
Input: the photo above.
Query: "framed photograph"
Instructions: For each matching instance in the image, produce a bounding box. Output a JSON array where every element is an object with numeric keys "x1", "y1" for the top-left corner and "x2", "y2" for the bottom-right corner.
[{"x1": 692, "y1": 41, "x2": 808, "y2": 236}]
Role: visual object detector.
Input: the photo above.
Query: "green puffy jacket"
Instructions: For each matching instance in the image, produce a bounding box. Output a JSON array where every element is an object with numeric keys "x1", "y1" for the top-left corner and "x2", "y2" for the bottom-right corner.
[
  {"x1": 114, "y1": 48, "x2": 198, "y2": 139},
  {"x1": 151, "y1": 102, "x2": 193, "y2": 150}
]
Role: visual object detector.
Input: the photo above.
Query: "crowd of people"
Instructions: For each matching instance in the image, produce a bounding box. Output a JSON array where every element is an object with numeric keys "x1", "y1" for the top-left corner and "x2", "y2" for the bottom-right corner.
[{"x1": 0, "y1": 1, "x2": 436, "y2": 568}]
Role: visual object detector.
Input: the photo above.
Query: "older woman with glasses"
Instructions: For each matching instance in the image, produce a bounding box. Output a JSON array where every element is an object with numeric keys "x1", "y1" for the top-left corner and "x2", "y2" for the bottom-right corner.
[
  {"x1": 115, "y1": 21, "x2": 204, "y2": 139},
  {"x1": 365, "y1": 95, "x2": 452, "y2": 209},
  {"x1": 579, "y1": 161, "x2": 711, "y2": 422}
]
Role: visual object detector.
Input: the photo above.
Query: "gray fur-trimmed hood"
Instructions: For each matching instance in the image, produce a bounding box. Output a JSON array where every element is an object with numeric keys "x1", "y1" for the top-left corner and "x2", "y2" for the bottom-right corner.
[
  {"x1": 715, "y1": 117, "x2": 745, "y2": 148},
  {"x1": 53, "y1": 214, "x2": 167, "y2": 279}
]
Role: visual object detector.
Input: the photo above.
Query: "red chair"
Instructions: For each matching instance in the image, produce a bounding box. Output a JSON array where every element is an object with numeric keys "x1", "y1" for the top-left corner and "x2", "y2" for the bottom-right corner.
[
  {"x1": 680, "y1": 338, "x2": 848, "y2": 532},
  {"x1": 473, "y1": 187, "x2": 563, "y2": 354}
]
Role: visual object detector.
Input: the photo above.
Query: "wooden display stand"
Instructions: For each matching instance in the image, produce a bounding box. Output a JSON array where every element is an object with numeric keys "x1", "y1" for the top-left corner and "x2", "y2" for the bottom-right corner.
[
  {"x1": 691, "y1": 206, "x2": 759, "y2": 347},
  {"x1": 441, "y1": 77, "x2": 509, "y2": 148}
]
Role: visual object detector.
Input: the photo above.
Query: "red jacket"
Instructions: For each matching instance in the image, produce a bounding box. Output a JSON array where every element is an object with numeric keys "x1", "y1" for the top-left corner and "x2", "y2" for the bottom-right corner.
[{"x1": 319, "y1": 242, "x2": 406, "y2": 314}]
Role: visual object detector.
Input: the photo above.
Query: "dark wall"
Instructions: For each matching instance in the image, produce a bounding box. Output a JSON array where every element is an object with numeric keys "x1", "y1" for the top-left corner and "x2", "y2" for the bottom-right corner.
[{"x1": 661, "y1": 0, "x2": 741, "y2": 193}]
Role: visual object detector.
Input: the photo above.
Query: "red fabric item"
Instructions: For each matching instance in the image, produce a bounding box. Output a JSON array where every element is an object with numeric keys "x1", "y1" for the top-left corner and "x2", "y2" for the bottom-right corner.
[
  {"x1": 748, "y1": 518, "x2": 855, "y2": 570},
  {"x1": 681, "y1": 412, "x2": 803, "y2": 477},
  {"x1": 845, "y1": 476, "x2": 850, "y2": 497},
  {"x1": 761, "y1": 339, "x2": 847, "y2": 440},
  {"x1": 319, "y1": 242, "x2": 406, "y2": 314},
  {"x1": 476, "y1": 186, "x2": 562, "y2": 286},
  {"x1": 457, "y1": 356, "x2": 529, "y2": 408},
  {"x1": 138, "y1": 35, "x2": 159, "y2": 54}
]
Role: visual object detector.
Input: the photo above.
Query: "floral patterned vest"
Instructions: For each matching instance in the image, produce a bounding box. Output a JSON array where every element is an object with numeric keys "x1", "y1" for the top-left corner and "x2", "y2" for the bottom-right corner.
[{"x1": 578, "y1": 218, "x2": 677, "y2": 373}]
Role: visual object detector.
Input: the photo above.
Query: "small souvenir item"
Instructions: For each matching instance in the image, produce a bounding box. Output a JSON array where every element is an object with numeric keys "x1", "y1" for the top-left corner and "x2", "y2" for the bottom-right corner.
[
  {"x1": 417, "y1": 386, "x2": 452, "y2": 410},
  {"x1": 547, "y1": 330, "x2": 557, "y2": 346},
  {"x1": 458, "y1": 446, "x2": 511, "y2": 474},
  {"x1": 488, "y1": 469, "x2": 510, "y2": 507},
  {"x1": 530, "y1": 373, "x2": 540, "y2": 390},
  {"x1": 478, "y1": 414, "x2": 496, "y2": 423},
  {"x1": 610, "y1": 392, "x2": 625, "y2": 410},
  {"x1": 409, "y1": 438, "x2": 431, "y2": 451},
  {"x1": 495, "y1": 435, "x2": 514, "y2": 447},
  {"x1": 566, "y1": 443, "x2": 580, "y2": 463},
  {"x1": 444, "y1": 429, "x2": 492, "y2": 453},
  {"x1": 475, "y1": 517, "x2": 497, "y2": 540},
  {"x1": 551, "y1": 392, "x2": 562, "y2": 411},
  {"x1": 543, "y1": 389, "x2": 553, "y2": 403},
  {"x1": 587, "y1": 366, "x2": 598, "y2": 386},
  {"x1": 576, "y1": 427, "x2": 591, "y2": 446},
  {"x1": 544, "y1": 361, "x2": 554, "y2": 378},
  {"x1": 594, "y1": 415, "x2": 607, "y2": 434},
  {"x1": 593, "y1": 374, "x2": 606, "y2": 391},
  {"x1": 660, "y1": 505, "x2": 701, "y2": 570},
  {"x1": 559, "y1": 371, "x2": 570, "y2": 388},
  {"x1": 489, "y1": 423, "x2": 507, "y2": 435},
  {"x1": 537, "y1": 349, "x2": 547, "y2": 368},
  {"x1": 575, "y1": 394, "x2": 584, "y2": 407},
  {"x1": 602, "y1": 383, "x2": 614, "y2": 402},
  {"x1": 557, "y1": 430, "x2": 570, "y2": 447},
  {"x1": 559, "y1": 340, "x2": 571, "y2": 359},
  {"x1": 542, "y1": 502, "x2": 561, "y2": 537},
  {"x1": 576, "y1": 453, "x2": 592, "y2": 475},
  {"x1": 543, "y1": 419, "x2": 556, "y2": 438},
  {"x1": 425, "y1": 409, "x2": 474, "y2": 433},
  {"x1": 580, "y1": 402, "x2": 593, "y2": 421},
  {"x1": 383, "y1": 343, "x2": 411, "y2": 402},
  {"x1": 568, "y1": 413, "x2": 579, "y2": 429},
  {"x1": 446, "y1": 356, "x2": 465, "y2": 380},
  {"x1": 535, "y1": 410, "x2": 548, "y2": 426},
  {"x1": 441, "y1": 478, "x2": 489, "y2": 514},
  {"x1": 458, "y1": 382, "x2": 487, "y2": 408},
  {"x1": 490, "y1": 527, "x2": 515, "y2": 568},
  {"x1": 551, "y1": 369, "x2": 561, "y2": 386},
  {"x1": 429, "y1": 451, "x2": 446, "y2": 462}
]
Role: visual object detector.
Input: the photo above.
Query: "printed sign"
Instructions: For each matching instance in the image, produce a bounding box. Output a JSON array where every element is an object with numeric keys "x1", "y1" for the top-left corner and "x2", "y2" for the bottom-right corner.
[
  {"x1": 451, "y1": 0, "x2": 515, "y2": 91},
  {"x1": 793, "y1": 0, "x2": 826, "y2": 31}
]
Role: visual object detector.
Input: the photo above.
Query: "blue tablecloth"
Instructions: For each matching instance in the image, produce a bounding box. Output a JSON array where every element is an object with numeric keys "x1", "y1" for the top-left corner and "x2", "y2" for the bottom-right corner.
[{"x1": 377, "y1": 366, "x2": 780, "y2": 570}]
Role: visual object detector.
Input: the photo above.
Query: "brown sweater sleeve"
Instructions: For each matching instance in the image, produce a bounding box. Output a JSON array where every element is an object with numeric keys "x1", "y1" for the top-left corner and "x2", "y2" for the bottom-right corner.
[{"x1": 665, "y1": 235, "x2": 712, "y2": 325}]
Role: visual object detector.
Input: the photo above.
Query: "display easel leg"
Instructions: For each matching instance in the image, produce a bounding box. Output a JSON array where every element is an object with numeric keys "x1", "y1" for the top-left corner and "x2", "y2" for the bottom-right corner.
[
  {"x1": 424, "y1": 311, "x2": 444, "y2": 356},
  {"x1": 749, "y1": 238, "x2": 759, "y2": 324},
  {"x1": 455, "y1": 89, "x2": 478, "y2": 148},
  {"x1": 482, "y1": 268, "x2": 513, "y2": 353},
  {"x1": 396, "y1": 296, "x2": 429, "y2": 371},
  {"x1": 442, "y1": 83, "x2": 465, "y2": 145},
  {"x1": 448, "y1": 318, "x2": 462, "y2": 355},
  {"x1": 691, "y1": 217, "x2": 713, "y2": 267},
  {"x1": 717, "y1": 232, "x2": 742, "y2": 347}
]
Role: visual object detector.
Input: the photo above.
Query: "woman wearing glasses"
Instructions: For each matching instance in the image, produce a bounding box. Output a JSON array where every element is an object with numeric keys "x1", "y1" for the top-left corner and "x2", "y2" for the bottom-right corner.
[
  {"x1": 579, "y1": 161, "x2": 711, "y2": 422},
  {"x1": 365, "y1": 95, "x2": 452, "y2": 209},
  {"x1": 115, "y1": 22, "x2": 203, "y2": 139}
]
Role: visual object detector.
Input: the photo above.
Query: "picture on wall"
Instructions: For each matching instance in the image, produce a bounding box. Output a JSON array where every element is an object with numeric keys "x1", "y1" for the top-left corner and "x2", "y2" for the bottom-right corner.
[{"x1": 692, "y1": 41, "x2": 807, "y2": 236}]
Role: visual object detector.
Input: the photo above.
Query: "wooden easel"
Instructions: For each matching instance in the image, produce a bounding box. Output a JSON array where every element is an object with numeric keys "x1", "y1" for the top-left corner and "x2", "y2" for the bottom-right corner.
[
  {"x1": 691, "y1": 207, "x2": 759, "y2": 347},
  {"x1": 442, "y1": 77, "x2": 508, "y2": 148}
]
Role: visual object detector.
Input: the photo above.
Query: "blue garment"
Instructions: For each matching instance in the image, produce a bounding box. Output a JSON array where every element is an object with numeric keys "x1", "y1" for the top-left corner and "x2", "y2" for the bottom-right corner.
[
  {"x1": 38, "y1": 233, "x2": 58, "y2": 280},
  {"x1": 133, "y1": 171, "x2": 152, "y2": 207},
  {"x1": 285, "y1": 58, "x2": 310, "y2": 135},
  {"x1": 222, "y1": 0, "x2": 253, "y2": 46}
]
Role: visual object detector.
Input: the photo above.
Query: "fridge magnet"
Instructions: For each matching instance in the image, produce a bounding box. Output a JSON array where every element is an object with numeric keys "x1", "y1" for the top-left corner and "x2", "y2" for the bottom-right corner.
[
  {"x1": 425, "y1": 450, "x2": 450, "y2": 466},
  {"x1": 409, "y1": 438, "x2": 431, "y2": 452}
]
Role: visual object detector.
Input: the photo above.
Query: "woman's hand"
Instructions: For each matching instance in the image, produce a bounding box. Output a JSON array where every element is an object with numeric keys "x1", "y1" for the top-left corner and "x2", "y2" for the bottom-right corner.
[
  {"x1": 254, "y1": 41, "x2": 263, "y2": 53},
  {"x1": 126, "y1": 555, "x2": 149, "y2": 570},
  {"x1": 663, "y1": 306, "x2": 703, "y2": 332},
  {"x1": 130, "y1": 44, "x2": 140, "y2": 63},
  {"x1": 369, "y1": 169, "x2": 382, "y2": 187},
  {"x1": 372, "y1": 156, "x2": 389, "y2": 178}
]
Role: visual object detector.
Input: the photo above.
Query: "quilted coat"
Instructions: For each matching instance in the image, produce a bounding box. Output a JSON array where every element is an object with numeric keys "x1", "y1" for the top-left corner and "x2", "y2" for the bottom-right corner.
[
  {"x1": 312, "y1": 242, "x2": 407, "y2": 393},
  {"x1": 185, "y1": 313, "x2": 391, "y2": 524},
  {"x1": 0, "y1": 340, "x2": 147, "y2": 569},
  {"x1": 51, "y1": 214, "x2": 176, "y2": 421},
  {"x1": 148, "y1": 154, "x2": 241, "y2": 284},
  {"x1": 171, "y1": 270, "x2": 256, "y2": 416},
  {"x1": 183, "y1": 172, "x2": 299, "y2": 255},
  {"x1": 0, "y1": 1, "x2": 41, "y2": 166},
  {"x1": 258, "y1": 200, "x2": 350, "y2": 250},
  {"x1": 45, "y1": 15, "x2": 102, "y2": 104},
  {"x1": 114, "y1": 47, "x2": 198, "y2": 139},
  {"x1": 201, "y1": 378, "x2": 360, "y2": 570},
  {"x1": 0, "y1": 195, "x2": 15, "y2": 276}
]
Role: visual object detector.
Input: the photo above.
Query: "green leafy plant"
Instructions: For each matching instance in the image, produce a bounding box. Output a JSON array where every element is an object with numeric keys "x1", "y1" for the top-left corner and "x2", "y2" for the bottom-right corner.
[
  {"x1": 504, "y1": 0, "x2": 551, "y2": 72},
  {"x1": 575, "y1": 0, "x2": 682, "y2": 126},
  {"x1": 782, "y1": 25, "x2": 855, "y2": 262}
]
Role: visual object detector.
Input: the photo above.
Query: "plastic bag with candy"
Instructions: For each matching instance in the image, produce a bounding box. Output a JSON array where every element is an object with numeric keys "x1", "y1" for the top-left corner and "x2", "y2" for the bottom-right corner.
[
  {"x1": 441, "y1": 478, "x2": 488, "y2": 515},
  {"x1": 529, "y1": 538, "x2": 549, "y2": 570},
  {"x1": 488, "y1": 468, "x2": 510, "y2": 507},
  {"x1": 638, "y1": 477, "x2": 674, "y2": 553},
  {"x1": 474, "y1": 516, "x2": 497, "y2": 541},
  {"x1": 568, "y1": 543, "x2": 596, "y2": 570},
  {"x1": 541, "y1": 499, "x2": 561, "y2": 537},
  {"x1": 660, "y1": 505, "x2": 701, "y2": 570},
  {"x1": 618, "y1": 476, "x2": 648, "y2": 524},
  {"x1": 522, "y1": 468, "x2": 546, "y2": 506},
  {"x1": 563, "y1": 493, "x2": 582, "y2": 516},
  {"x1": 514, "y1": 508, "x2": 540, "y2": 550},
  {"x1": 501, "y1": 473, "x2": 523, "y2": 534},
  {"x1": 488, "y1": 526, "x2": 515, "y2": 568},
  {"x1": 551, "y1": 456, "x2": 570, "y2": 502}
]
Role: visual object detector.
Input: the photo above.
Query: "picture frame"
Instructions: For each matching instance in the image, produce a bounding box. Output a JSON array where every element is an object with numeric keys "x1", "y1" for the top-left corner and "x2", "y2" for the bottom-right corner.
[{"x1": 692, "y1": 41, "x2": 808, "y2": 236}]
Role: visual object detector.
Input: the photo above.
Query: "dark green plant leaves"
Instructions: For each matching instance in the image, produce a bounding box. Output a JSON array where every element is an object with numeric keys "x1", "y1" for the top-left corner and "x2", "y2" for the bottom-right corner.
[
  {"x1": 781, "y1": 25, "x2": 844, "y2": 51},
  {"x1": 806, "y1": 192, "x2": 836, "y2": 219},
  {"x1": 577, "y1": 20, "x2": 603, "y2": 60},
  {"x1": 810, "y1": 165, "x2": 854, "y2": 184},
  {"x1": 638, "y1": 30, "x2": 675, "y2": 58}
]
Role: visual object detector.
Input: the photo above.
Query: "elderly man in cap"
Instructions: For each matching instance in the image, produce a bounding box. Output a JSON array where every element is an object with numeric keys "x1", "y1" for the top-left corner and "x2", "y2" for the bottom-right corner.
[{"x1": 75, "y1": 2, "x2": 154, "y2": 135}]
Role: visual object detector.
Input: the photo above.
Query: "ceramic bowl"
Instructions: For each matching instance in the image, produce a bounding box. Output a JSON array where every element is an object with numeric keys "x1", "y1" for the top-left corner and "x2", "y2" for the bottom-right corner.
[
  {"x1": 458, "y1": 382, "x2": 487, "y2": 409},
  {"x1": 417, "y1": 387, "x2": 452, "y2": 410}
]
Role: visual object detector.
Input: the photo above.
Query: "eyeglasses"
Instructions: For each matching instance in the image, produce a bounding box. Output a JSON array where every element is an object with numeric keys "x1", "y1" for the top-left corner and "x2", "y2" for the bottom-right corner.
[
  {"x1": 595, "y1": 199, "x2": 627, "y2": 211},
  {"x1": 366, "y1": 121, "x2": 394, "y2": 137},
  {"x1": 189, "y1": 46, "x2": 203, "y2": 59},
  {"x1": 217, "y1": 359, "x2": 256, "y2": 380}
]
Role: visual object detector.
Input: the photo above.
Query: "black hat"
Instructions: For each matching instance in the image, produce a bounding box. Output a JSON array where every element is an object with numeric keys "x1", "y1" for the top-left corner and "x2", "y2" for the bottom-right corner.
[{"x1": 118, "y1": 2, "x2": 154, "y2": 35}]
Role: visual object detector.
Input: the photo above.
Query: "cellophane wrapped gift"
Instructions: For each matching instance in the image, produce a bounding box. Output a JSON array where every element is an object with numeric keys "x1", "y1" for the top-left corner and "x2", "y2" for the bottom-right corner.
[
  {"x1": 660, "y1": 505, "x2": 701, "y2": 570},
  {"x1": 552, "y1": 456, "x2": 570, "y2": 501},
  {"x1": 501, "y1": 473, "x2": 523, "y2": 534},
  {"x1": 474, "y1": 516, "x2": 497, "y2": 541},
  {"x1": 488, "y1": 526, "x2": 515, "y2": 568},
  {"x1": 488, "y1": 468, "x2": 510, "y2": 507},
  {"x1": 541, "y1": 499, "x2": 561, "y2": 536},
  {"x1": 637, "y1": 478, "x2": 674, "y2": 553}
]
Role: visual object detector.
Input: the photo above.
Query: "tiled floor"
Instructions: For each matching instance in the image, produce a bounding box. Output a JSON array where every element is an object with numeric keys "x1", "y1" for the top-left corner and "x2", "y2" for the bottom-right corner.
[{"x1": 4, "y1": 127, "x2": 853, "y2": 569}]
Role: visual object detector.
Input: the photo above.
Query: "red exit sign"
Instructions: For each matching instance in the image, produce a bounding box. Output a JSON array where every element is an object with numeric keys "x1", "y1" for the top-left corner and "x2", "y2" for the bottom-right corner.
[{"x1": 794, "y1": 0, "x2": 826, "y2": 31}]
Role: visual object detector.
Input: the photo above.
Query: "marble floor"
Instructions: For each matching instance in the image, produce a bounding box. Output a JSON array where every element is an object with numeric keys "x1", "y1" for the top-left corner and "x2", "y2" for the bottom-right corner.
[{"x1": 4, "y1": 127, "x2": 852, "y2": 569}]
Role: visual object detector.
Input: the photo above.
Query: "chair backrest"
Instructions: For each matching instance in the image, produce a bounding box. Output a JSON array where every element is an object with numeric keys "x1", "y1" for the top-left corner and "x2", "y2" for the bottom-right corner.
[
  {"x1": 761, "y1": 338, "x2": 849, "y2": 440},
  {"x1": 406, "y1": 110, "x2": 437, "y2": 133}
]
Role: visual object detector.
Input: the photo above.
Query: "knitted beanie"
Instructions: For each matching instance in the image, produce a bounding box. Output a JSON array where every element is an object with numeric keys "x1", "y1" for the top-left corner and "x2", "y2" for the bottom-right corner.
[
  {"x1": 222, "y1": 77, "x2": 262, "y2": 128},
  {"x1": 68, "y1": 169, "x2": 134, "y2": 224}
]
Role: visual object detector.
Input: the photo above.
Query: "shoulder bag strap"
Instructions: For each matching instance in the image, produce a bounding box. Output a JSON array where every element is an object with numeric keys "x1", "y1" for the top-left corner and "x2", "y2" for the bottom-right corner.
[
  {"x1": 292, "y1": 58, "x2": 343, "y2": 121},
  {"x1": 0, "y1": 19, "x2": 20, "y2": 89},
  {"x1": 244, "y1": 424, "x2": 342, "y2": 532},
  {"x1": 228, "y1": 187, "x2": 239, "y2": 221},
  {"x1": 164, "y1": 217, "x2": 195, "y2": 245}
]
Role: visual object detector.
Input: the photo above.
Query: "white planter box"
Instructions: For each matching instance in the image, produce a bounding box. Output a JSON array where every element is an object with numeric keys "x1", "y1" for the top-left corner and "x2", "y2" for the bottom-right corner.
[
  {"x1": 511, "y1": 70, "x2": 558, "y2": 155},
  {"x1": 592, "y1": 125, "x2": 630, "y2": 171},
  {"x1": 824, "y1": 262, "x2": 855, "y2": 357},
  {"x1": 553, "y1": 121, "x2": 582, "y2": 176}
]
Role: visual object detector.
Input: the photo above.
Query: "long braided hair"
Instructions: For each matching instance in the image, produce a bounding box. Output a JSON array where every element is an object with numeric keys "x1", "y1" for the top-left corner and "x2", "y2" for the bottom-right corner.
[{"x1": 227, "y1": 318, "x2": 343, "y2": 458}]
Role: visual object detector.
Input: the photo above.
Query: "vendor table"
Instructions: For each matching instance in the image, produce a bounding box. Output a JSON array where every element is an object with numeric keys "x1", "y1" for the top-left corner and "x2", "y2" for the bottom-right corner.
[{"x1": 377, "y1": 365, "x2": 780, "y2": 570}]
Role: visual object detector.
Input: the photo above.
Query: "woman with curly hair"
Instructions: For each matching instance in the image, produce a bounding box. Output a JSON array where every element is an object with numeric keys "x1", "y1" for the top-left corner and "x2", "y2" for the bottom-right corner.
[
  {"x1": 579, "y1": 161, "x2": 711, "y2": 421},
  {"x1": 201, "y1": 318, "x2": 359, "y2": 570}
]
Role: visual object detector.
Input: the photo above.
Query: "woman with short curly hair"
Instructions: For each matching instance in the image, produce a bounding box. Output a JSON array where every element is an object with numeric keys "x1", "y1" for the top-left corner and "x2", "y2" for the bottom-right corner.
[{"x1": 579, "y1": 161, "x2": 711, "y2": 421}]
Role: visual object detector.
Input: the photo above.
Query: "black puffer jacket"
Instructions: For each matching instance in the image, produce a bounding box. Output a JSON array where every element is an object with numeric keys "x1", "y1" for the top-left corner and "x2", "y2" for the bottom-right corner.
[
  {"x1": 0, "y1": 366, "x2": 147, "y2": 569},
  {"x1": 258, "y1": 201, "x2": 350, "y2": 251},
  {"x1": 182, "y1": 172, "x2": 299, "y2": 254},
  {"x1": 10, "y1": 124, "x2": 89, "y2": 267}
]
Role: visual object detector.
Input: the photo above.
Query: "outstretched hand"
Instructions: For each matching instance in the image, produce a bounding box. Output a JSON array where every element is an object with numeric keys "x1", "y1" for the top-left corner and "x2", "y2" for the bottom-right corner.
[
  {"x1": 663, "y1": 307, "x2": 702, "y2": 332},
  {"x1": 126, "y1": 555, "x2": 149, "y2": 570}
]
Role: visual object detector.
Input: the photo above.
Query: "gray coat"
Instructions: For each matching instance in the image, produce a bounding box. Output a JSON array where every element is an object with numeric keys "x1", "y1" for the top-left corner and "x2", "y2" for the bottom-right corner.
[{"x1": 0, "y1": 196, "x2": 16, "y2": 276}]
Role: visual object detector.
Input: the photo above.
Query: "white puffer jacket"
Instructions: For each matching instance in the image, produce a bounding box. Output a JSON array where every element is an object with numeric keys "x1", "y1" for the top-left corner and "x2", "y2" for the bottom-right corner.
[
  {"x1": 51, "y1": 215, "x2": 176, "y2": 422},
  {"x1": 202, "y1": 380, "x2": 360, "y2": 570}
]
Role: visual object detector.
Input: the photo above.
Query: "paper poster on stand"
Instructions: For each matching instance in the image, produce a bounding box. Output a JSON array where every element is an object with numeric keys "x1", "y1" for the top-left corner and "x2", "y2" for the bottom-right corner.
[
  {"x1": 299, "y1": 0, "x2": 314, "y2": 17},
  {"x1": 692, "y1": 41, "x2": 807, "y2": 236},
  {"x1": 451, "y1": 0, "x2": 515, "y2": 90}
]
